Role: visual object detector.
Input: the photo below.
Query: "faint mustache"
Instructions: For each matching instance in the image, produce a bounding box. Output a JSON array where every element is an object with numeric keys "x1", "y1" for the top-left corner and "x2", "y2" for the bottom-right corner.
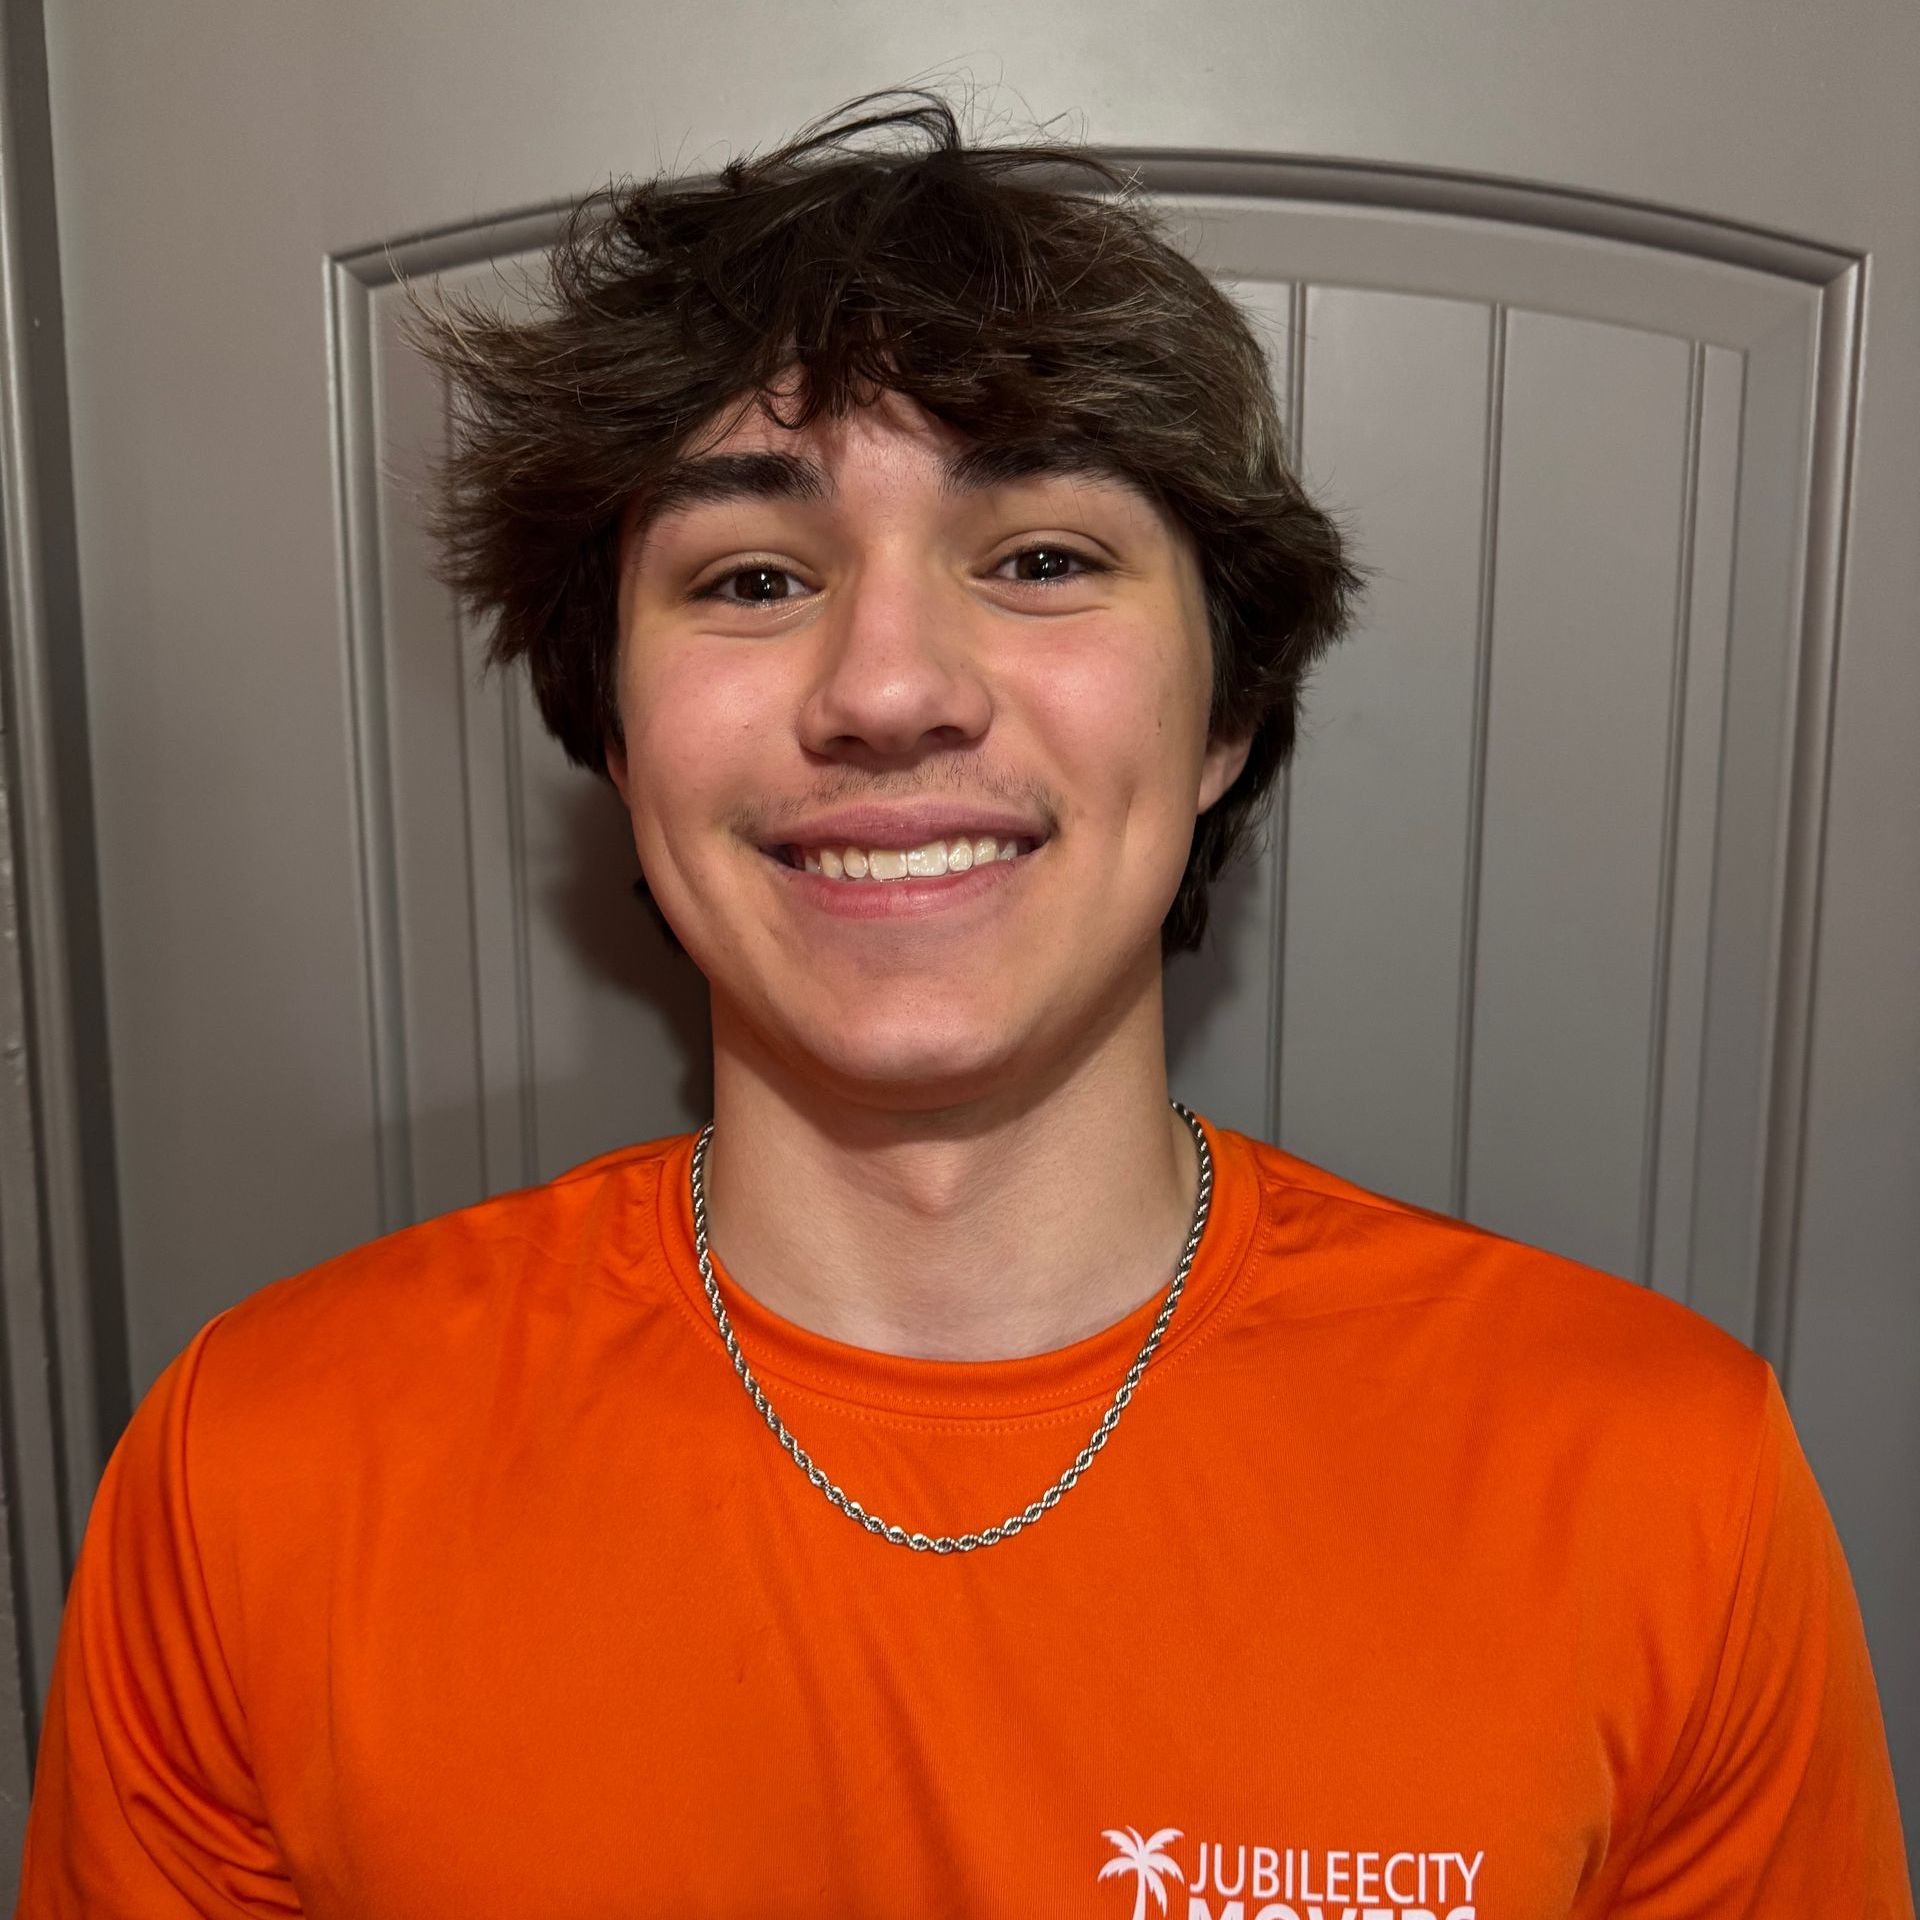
[{"x1": 733, "y1": 765, "x2": 1058, "y2": 840}]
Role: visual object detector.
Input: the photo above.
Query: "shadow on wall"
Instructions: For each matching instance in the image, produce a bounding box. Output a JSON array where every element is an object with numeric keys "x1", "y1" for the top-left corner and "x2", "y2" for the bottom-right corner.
[
  {"x1": 543, "y1": 775, "x2": 715, "y2": 1139},
  {"x1": 1164, "y1": 831, "x2": 1267, "y2": 1091}
]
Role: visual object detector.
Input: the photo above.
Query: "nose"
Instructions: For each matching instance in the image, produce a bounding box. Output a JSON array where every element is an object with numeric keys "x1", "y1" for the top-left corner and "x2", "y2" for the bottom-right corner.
[{"x1": 795, "y1": 553, "x2": 993, "y2": 764}]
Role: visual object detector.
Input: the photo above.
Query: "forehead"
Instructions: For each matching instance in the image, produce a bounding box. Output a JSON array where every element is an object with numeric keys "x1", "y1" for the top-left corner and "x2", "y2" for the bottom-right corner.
[
  {"x1": 695, "y1": 385, "x2": 959, "y2": 468},
  {"x1": 625, "y1": 386, "x2": 1173, "y2": 545}
]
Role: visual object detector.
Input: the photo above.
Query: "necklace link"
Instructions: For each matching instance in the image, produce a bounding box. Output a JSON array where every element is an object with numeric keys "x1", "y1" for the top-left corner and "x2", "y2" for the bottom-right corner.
[{"x1": 690, "y1": 1101, "x2": 1214, "y2": 1553}]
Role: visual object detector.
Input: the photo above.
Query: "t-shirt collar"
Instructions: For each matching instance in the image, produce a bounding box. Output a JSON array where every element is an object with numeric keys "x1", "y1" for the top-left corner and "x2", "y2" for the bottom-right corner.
[{"x1": 649, "y1": 1109, "x2": 1263, "y2": 1422}]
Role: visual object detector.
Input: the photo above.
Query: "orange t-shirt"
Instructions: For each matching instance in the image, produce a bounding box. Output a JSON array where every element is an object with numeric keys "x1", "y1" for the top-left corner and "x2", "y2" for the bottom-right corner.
[{"x1": 16, "y1": 1116, "x2": 1913, "y2": 1916}]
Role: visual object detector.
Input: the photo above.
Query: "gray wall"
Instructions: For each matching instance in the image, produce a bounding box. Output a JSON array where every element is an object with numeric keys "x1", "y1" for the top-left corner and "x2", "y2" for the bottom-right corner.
[{"x1": 0, "y1": 0, "x2": 118, "y2": 1866}]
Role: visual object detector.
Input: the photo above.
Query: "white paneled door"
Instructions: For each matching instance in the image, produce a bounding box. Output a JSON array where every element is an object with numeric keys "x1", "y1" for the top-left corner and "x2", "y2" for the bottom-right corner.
[{"x1": 20, "y1": 0, "x2": 1919, "y2": 1862}]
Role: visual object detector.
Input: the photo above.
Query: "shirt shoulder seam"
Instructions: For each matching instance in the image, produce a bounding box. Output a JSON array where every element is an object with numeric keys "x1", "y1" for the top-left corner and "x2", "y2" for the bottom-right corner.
[{"x1": 1612, "y1": 1355, "x2": 1776, "y2": 1864}]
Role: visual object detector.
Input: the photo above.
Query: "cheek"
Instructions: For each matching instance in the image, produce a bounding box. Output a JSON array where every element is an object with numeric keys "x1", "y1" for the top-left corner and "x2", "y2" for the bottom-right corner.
[
  {"x1": 1018, "y1": 619, "x2": 1209, "y2": 810},
  {"x1": 619, "y1": 646, "x2": 776, "y2": 845}
]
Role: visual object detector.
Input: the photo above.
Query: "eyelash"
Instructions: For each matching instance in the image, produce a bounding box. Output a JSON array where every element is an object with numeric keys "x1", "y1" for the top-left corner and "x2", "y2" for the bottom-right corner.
[{"x1": 693, "y1": 544, "x2": 1108, "y2": 604}]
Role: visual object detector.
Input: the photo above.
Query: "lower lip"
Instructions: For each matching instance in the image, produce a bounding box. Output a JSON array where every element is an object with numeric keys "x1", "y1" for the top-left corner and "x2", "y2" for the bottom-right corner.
[{"x1": 763, "y1": 847, "x2": 1039, "y2": 919}]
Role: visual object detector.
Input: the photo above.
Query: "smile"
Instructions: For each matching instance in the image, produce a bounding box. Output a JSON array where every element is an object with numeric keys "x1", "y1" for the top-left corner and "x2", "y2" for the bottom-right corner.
[{"x1": 779, "y1": 834, "x2": 1040, "y2": 882}]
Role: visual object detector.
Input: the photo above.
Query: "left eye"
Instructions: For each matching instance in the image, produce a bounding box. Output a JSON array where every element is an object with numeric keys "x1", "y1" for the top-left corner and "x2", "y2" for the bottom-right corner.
[
  {"x1": 996, "y1": 546, "x2": 1101, "y2": 584},
  {"x1": 701, "y1": 566, "x2": 807, "y2": 604}
]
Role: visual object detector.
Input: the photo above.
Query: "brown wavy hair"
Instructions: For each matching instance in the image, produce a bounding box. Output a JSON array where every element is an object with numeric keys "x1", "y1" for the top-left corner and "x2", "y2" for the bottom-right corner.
[{"x1": 406, "y1": 89, "x2": 1365, "y2": 954}]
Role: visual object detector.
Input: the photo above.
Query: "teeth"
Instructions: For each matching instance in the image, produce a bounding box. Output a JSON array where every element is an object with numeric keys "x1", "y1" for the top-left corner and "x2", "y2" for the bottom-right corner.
[{"x1": 789, "y1": 834, "x2": 1035, "y2": 882}]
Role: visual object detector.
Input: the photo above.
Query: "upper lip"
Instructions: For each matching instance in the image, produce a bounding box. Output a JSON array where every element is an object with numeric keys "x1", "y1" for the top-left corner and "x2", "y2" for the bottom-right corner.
[{"x1": 762, "y1": 806, "x2": 1051, "y2": 851}]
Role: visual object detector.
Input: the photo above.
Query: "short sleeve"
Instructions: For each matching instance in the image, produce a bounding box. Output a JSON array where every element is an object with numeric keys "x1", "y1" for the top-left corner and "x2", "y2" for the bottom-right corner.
[
  {"x1": 14, "y1": 1314, "x2": 303, "y2": 1916},
  {"x1": 1612, "y1": 1365, "x2": 1913, "y2": 1914}
]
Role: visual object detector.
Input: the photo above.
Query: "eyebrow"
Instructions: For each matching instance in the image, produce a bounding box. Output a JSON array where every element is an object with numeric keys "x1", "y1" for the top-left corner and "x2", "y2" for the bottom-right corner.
[
  {"x1": 631, "y1": 440, "x2": 1142, "y2": 537},
  {"x1": 632, "y1": 451, "x2": 828, "y2": 530}
]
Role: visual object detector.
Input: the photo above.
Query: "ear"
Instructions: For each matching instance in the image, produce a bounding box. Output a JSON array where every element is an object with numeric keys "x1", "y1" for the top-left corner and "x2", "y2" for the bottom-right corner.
[
  {"x1": 605, "y1": 737, "x2": 631, "y2": 806},
  {"x1": 1197, "y1": 727, "x2": 1253, "y2": 815}
]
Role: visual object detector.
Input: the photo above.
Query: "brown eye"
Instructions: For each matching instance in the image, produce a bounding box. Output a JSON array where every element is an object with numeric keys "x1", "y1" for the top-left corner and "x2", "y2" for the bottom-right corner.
[
  {"x1": 999, "y1": 546, "x2": 1100, "y2": 584},
  {"x1": 705, "y1": 565, "x2": 804, "y2": 604}
]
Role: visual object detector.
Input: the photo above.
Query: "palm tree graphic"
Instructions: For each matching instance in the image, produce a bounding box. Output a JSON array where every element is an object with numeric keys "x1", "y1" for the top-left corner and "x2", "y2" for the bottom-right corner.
[{"x1": 1098, "y1": 1826, "x2": 1185, "y2": 1920}]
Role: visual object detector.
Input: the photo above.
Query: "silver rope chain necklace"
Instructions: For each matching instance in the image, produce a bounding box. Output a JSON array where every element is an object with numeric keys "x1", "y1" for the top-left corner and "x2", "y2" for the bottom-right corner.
[{"x1": 689, "y1": 1100, "x2": 1214, "y2": 1554}]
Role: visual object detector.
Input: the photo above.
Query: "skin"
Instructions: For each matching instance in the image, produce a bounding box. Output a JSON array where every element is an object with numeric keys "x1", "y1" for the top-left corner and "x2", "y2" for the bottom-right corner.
[{"x1": 606, "y1": 384, "x2": 1250, "y2": 1360}]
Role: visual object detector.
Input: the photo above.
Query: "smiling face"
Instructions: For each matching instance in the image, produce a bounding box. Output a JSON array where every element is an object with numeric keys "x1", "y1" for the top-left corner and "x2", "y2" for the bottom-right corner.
[{"x1": 605, "y1": 385, "x2": 1250, "y2": 1113}]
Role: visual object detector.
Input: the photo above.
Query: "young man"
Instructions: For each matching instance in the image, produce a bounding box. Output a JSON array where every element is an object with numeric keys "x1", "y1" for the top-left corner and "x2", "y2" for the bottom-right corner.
[{"x1": 17, "y1": 92, "x2": 1912, "y2": 1917}]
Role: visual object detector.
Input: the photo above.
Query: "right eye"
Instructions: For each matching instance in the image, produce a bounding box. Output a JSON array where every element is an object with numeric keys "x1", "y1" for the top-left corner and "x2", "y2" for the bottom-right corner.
[{"x1": 697, "y1": 565, "x2": 809, "y2": 605}]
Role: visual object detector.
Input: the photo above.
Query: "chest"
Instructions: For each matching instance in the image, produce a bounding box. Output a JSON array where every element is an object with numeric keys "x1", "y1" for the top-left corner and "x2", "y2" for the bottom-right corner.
[{"x1": 253, "y1": 1453, "x2": 1635, "y2": 1919}]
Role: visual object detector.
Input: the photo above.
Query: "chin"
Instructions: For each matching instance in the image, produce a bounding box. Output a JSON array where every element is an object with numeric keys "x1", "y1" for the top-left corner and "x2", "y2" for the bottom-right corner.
[{"x1": 788, "y1": 1008, "x2": 1027, "y2": 1106}]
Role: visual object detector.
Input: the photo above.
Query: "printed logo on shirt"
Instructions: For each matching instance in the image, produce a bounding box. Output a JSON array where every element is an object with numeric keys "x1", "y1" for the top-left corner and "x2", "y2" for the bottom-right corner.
[{"x1": 1098, "y1": 1826, "x2": 1486, "y2": 1920}]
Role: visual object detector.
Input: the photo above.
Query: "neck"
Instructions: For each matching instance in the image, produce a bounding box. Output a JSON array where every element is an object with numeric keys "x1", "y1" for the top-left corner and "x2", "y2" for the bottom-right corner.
[{"x1": 698, "y1": 990, "x2": 1201, "y2": 1361}]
